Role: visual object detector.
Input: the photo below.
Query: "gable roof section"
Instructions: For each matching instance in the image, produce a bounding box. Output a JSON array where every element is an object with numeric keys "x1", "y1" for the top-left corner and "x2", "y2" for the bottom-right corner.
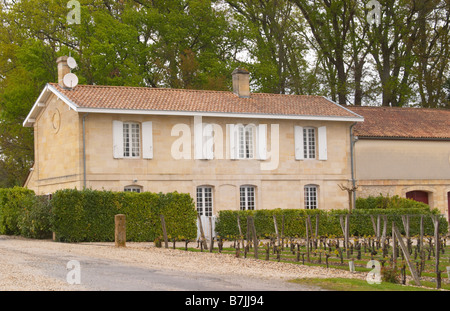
[
  {"x1": 23, "y1": 83, "x2": 363, "y2": 127},
  {"x1": 348, "y1": 106, "x2": 450, "y2": 140}
]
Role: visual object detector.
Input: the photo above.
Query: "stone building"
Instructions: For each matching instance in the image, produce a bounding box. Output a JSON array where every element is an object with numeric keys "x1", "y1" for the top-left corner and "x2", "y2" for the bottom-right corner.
[
  {"x1": 349, "y1": 106, "x2": 450, "y2": 220},
  {"x1": 22, "y1": 56, "x2": 363, "y2": 215}
]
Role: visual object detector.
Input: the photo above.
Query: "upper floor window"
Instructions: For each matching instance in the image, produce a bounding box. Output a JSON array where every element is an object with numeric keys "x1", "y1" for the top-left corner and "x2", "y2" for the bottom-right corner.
[
  {"x1": 295, "y1": 126, "x2": 327, "y2": 161},
  {"x1": 240, "y1": 185, "x2": 255, "y2": 210},
  {"x1": 303, "y1": 127, "x2": 316, "y2": 159},
  {"x1": 238, "y1": 125, "x2": 255, "y2": 159},
  {"x1": 123, "y1": 122, "x2": 140, "y2": 158},
  {"x1": 113, "y1": 120, "x2": 153, "y2": 159}
]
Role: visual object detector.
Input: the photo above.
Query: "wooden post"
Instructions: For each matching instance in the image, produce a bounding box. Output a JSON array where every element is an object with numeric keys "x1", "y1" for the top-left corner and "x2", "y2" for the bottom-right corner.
[
  {"x1": 392, "y1": 222, "x2": 397, "y2": 264},
  {"x1": 248, "y1": 216, "x2": 258, "y2": 259},
  {"x1": 160, "y1": 214, "x2": 169, "y2": 248},
  {"x1": 419, "y1": 215, "x2": 424, "y2": 251},
  {"x1": 381, "y1": 216, "x2": 387, "y2": 246},
  {"x1": 237, "y1": 216, "x2": 243, "y2": 247},
  {"x1": 305, "y1": 217, "x2": 310, "y2": 262},
  {"x1": 273, "y1": 215, "x2": 280, "y2": 246},
  {"x1": 392, "y1": 223, "x2": 421, "y2": 286},
  {"x1": 281, "y1": 215, "x2": 285, "y2": 250},
  {"x1": 345, "y1": 214, "x2": 350, "y2": 258},
  {"x1": 315, "y1": 214, "x2": 320, "y2": 245},
  {"x1": 432, "y1": 215, "x2": 441, "y2": 289},
  {"x1": 115, "y1": 214, "x2": 126, "y2": 247},
  {"x1": 197, "y1": 213, "x2": 207, "y2": 249},
  {"x1": 209, "y1": 216, "x2": 214, "y2": 253}
]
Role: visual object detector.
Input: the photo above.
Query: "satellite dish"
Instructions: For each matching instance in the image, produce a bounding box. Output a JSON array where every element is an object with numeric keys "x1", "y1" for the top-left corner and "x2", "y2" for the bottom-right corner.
[
  {"x1": 63, "y1": 73, "x2": 79, "y2": 88},
  {"x1": 67, "y1": 56, "x2": 77, "y2": 69}
]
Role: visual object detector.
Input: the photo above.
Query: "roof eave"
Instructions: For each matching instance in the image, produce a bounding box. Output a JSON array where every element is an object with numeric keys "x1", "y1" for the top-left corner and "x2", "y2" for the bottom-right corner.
[
  {"x1": 23, "y1": 83, "x2": 79, "y2": 127},
  {"x1": 75, "y1": 107, "x2": 364, "y2": 122}
]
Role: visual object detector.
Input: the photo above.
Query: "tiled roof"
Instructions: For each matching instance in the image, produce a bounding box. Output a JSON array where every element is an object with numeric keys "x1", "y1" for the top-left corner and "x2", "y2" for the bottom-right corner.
[
  {"x1": 48, "y1": 83, "x2": 361, "y2": 119},
  {"x1": 348, "y1": 106, "x2": 450, "y2": 139}
]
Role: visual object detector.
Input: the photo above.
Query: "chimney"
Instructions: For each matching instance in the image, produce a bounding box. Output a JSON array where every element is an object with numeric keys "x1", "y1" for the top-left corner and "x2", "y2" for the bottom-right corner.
[
  {"x1": 56, "y1": 56, "x2": 70, "y2": 87},
  {"x1": 232, "y1": 68, "x2": 250, "y2": 98}
]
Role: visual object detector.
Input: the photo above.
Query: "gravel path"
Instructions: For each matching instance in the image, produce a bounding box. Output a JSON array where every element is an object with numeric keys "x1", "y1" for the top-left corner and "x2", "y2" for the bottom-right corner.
[{"x1": 0, "y1": 236, "x2": 365, "y2": 291}]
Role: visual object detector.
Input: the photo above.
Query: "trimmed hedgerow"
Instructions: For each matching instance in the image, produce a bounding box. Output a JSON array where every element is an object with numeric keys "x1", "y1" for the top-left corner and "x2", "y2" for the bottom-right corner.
[
  {"x1": 50, "y1": 188, "x2": 197, "y2": 243},
  {"x1": 215, "y1": 207, "x2": 448, "y2": 239},
  {"x1": 0, "y1": 187, "x2": 36, "y2": 235},
  {"x1": 355, "y1": 194, "x2": 430, "y2": 210}
]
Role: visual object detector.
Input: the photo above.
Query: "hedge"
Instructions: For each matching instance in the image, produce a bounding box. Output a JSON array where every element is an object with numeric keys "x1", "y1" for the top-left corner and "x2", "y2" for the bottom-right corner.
[
  {"x1": 50, "y1": 188, "x2": 197, "y2": 242},
  {"x1": 0, "y1": 187, "x2": 36, "y2": 235},
  {"x1": 355, "y1": 194, "x2": 431, "y2": 210},
  {"x1": 215, "y1": 208, "x2": 448, "y2": 239},
  {"x1": 0, "y1": 187, "x2": 197, "y2": 243}
]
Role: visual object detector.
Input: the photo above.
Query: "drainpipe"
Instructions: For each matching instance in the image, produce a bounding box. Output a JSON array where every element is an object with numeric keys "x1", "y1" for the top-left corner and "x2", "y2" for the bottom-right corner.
[
  {"x1": 82, "y1": 113, "x2": 89, "y2": 189},
  {"x1": 350, "y1": 122, "x2": 358, "y2": 209}
]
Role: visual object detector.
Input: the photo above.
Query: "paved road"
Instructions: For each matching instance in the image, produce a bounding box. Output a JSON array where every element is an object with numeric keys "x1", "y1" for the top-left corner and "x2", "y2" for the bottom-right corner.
[{"x1": 0, "y1": 237, "x2": 322, "y2": 291}]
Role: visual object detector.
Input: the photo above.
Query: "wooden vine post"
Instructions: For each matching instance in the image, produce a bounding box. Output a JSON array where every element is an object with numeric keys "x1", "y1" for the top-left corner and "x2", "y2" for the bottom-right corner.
[
  {"x1": 431, "y1": 215, "x2": 441, "y2": 289},
  {"x1": 392, "y1": 223, "x2": 421, "y2": 286},
  {"x1": 196, "y1": 213, "x2": 207, "y2": 250},
  {"x1": 273, "y1": 215, "x2": 281, "y2": 247},
  {"x1": 209, "y1": 216, "x2": 214, "y2": 253},
  {"x1": 392, "y1": 221, "x2": 397, "y2": 264},
  {"x1": 160, "y1": 214, "x2": 169, "y2": 249},
  {"x1": 115, "y1": 214, "x2": 126, "y2": 248},
  {"x1": 248, "y1": 216, "x2": 258, "y2": 259},
  {"x1": 305, "y1": 217, "x2": 310, "y2": 262}
]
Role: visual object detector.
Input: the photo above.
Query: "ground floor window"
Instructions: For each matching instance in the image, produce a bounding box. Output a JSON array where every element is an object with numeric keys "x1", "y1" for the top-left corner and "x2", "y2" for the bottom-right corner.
[
  {"x1": 197, "y1": 186, "x2": 213, "y2": 216},
  {"x1": 124, "y1": 186, "x2": 142, "y2": 193},
  {"x1": 240, "y1": 185, "x2": 255, "y2": 210},
  {"x1": 304, "y1": 185, "x2": 318, "y2": 209}
]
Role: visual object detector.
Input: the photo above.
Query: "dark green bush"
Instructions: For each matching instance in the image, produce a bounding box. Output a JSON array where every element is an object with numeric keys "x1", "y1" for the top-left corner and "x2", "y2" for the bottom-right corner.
[
  {"x1": 0, "y1": 187, "x2": 36, "y2": 235},
  {"x1": 356, "y1": 195, "x2": 430, "y2": 210},
  {"x1": 19, "y1": 195, "x2": 53, "y2": 239},
  {"x1": 50, "y1": 188, "x2": 197, "y2": 243}
]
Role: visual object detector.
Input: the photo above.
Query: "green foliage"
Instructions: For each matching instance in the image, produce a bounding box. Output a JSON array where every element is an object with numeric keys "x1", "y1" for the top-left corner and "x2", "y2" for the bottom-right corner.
[
  {"x1": 0, "y1": 187, "x2": 36, "y2": 235},
  {"x1": 50, "y1": 188, "x2": 197, "y2": 243},
  {"x1": 18, "y1": 195, "x2": 53, "y2": 239},
  {"x1": 356, "y1": 195, "x2": 430, "y2": 210},
  {"x1": 215, "y1": 208, "x2": 448, "y2": 239}
]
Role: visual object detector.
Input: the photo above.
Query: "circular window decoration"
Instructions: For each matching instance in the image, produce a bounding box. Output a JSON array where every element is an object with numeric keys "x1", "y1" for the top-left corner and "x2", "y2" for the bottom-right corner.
[{"x1": 51, "y1": 109, "x2": 61, "y2": 133}]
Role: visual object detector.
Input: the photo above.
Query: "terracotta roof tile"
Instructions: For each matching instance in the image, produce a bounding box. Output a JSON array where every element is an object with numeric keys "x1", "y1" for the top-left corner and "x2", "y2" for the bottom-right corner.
[
  {"x1": 348, "y1": 106, "x2": 450, "y2": 139},
  {"x1": 49, "y1": 83, "x2": 360, "y2": 119}
]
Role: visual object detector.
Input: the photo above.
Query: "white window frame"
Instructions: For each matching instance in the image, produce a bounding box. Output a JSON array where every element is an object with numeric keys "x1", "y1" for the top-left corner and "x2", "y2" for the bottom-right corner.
[
  {"x1": 304, "y1": 185, "x2": 318, "y2": 209},
  {"x1": 123, "y1": 122, "x2": 141, "y2": 158},
  {"x1": 238, "y1": 125, "x2": 255, "y2": 159},
  {"x1": 240, "y1": 185, "x2": 256, "y2": 210},
  {"x1": 197, "y1": 186, "x2": 213, "y2": 216},
  {"x1": 124, "y1": 186, "x2": 142, "y2": 193},
  {"x1": 303, "y1": 127, "x2": 316, "y2": 159}
]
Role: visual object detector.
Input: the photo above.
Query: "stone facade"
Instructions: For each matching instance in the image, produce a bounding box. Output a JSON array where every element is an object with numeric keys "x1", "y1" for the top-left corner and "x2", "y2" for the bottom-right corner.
[
  {"x1": 25, "y1": 95, "x2": 355, "y2": 213},
  {"x1": 354, "y1": 139, "x2": 450, "y2": 218}
]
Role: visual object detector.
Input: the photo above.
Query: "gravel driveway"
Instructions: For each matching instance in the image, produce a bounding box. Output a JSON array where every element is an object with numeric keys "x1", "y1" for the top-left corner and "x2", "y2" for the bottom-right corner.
[{"x1": 0, "y1": 236, "x2": 364, "y2": 291}]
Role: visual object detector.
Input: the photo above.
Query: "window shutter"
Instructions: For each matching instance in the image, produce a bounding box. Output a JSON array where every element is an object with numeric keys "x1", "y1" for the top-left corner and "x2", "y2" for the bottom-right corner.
[
  {"x1": 142, "y1": 121, "x2": 153, "y2": 159},
  {"x1": 257, "y1": 124, "x2": 267, "y2": 160},
  {"x1": 228, "y1": 124, "x2": 237, "y2": 160},
  {"x1": 112, "y1": 120, "x2": 124, "y2": 159},
  {"x1": 194, "y1": 117, "x2": 204, "y2": 159},
  {"x1": 294, "y1": 126, "x2": 304, "y2": 160},
  {"x1": 318, "y1": 126, "x2": 328, "y2": 160},
  {"x1": 203, "y1": 123, "x2": 214, "y2": 160}
]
